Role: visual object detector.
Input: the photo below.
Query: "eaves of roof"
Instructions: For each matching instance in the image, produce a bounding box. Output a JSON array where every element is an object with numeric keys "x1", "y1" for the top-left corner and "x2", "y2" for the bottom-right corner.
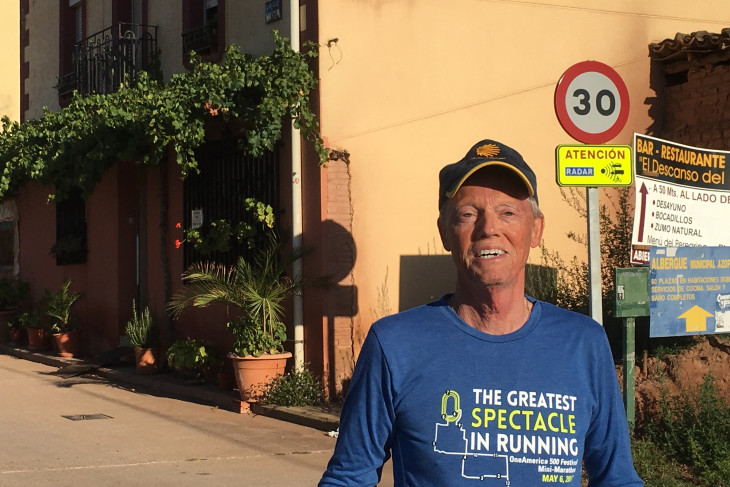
[{"x1": 649, "y1": 28, "x2": 730, "y2": 71}]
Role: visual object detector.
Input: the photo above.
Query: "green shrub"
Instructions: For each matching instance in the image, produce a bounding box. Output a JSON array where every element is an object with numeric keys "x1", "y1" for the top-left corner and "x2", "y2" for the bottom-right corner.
[
  {"x1": 166, "y1": 339, "x2": 222, "y2": 375},
  {"x1": 645, "y1": 373, "x2": 730, "y2": 486},
  {"x1": 263, "y1": 366, "x2": 323, "y2": 407},
  {"x1": 631, "y1": 437, "x2": 694, "y2": 487}
]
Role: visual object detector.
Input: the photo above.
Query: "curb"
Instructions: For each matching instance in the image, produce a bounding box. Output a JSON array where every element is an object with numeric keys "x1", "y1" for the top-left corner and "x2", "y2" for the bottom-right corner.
[{"x1": 0, "y1": 343, "x2": 341, "y2": 432}]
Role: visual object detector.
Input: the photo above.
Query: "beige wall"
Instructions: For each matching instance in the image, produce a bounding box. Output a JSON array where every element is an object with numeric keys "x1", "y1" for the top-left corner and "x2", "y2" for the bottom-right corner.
[
  {"x1": 148, "y1": 1, "x2": 182, "y2": 82},
  {"x1": 225, "y1": 1, "x2": 291, "y2": 58},
  {"x1": 24, "y1": 1, "x2": 59, "y2": 119},
  {"x1": 316, "y1": 0, "x2": 730, "y2": 346},
  {"x1": 146, "y1": 1, "x2": 293, "y2": 83},
  {"x1": 0, "y1": 3, "x2": 19, "y2": 121}
]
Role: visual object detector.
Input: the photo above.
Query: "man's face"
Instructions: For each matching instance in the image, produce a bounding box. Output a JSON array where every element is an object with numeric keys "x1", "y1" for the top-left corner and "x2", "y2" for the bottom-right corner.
[{"x1": 438, "y1": 168, "x2": 544, "y2": 292}]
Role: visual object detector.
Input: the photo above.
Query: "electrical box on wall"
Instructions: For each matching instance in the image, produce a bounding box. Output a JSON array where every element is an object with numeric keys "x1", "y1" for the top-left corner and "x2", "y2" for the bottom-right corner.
[{"x1": 615, "y1": 267, "x2": 650, "y2": 318}]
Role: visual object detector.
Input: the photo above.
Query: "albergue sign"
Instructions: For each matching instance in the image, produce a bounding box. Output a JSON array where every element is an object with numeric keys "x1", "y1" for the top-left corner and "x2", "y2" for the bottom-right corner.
[
  {"x1": 650, "y1": 246, "x2": 730, "y2": 337},
  {"x1": 631, "y1": 134, "x2": 730, "y2": 265}
]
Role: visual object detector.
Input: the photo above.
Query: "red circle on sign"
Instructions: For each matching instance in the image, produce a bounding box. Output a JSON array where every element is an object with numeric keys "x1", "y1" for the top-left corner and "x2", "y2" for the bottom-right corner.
[{"x1": 554, "y1": 61, "x2": 630, "y2": 144}]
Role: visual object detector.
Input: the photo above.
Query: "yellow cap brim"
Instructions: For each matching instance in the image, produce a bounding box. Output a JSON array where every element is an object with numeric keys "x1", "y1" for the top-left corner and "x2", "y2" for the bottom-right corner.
[{"x1": 444, "y1": 161, "x2": 536, "y2": 199}]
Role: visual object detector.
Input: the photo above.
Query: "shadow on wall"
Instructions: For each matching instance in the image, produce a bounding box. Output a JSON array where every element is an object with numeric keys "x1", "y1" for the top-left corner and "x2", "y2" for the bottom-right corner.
[
  {"x1": 399, "y1": 255, "x2": 455, "y2": 312},
  {"x1": 321, "y1": 219, "x2": 358, "y2": 395},
  {"x1": 398, "y1": 256, "x2": 557, "y2": 312}
]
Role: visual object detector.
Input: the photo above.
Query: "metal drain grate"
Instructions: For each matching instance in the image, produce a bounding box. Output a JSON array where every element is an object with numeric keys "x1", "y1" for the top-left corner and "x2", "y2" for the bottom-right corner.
[{"x1": 62, "y1": 414, "x2": 113, "y2": 421}]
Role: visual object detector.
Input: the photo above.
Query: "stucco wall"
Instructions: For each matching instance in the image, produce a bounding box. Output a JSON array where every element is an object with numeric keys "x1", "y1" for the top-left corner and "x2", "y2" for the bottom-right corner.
[
  {"x1": 225, "y1": 1, "x2": 290, "y2": 58},
  {"x1": 23, "y1": 2, "x2": 59, "y2": 119},
  {"x1": 147, "y1": 1, "x2": 183, "y2": 82},
  {"x1": 316, "y1": 0, "x2": 730, "y2": 382},
  {"x1": 0, "y1": 3, "x2": 19, "y2": 121}
]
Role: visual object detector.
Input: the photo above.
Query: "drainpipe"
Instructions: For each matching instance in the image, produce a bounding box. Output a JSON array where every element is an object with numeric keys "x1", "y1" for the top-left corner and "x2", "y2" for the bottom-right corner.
[{"x1": 290, "y1": 0, "x2": 304, "y2": 372}]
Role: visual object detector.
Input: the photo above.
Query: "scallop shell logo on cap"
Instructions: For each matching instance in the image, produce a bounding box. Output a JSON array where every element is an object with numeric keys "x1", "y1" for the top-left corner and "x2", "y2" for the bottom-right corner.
[{"x1": 475, "y1": 143, "x2": 500, "y2": 158}]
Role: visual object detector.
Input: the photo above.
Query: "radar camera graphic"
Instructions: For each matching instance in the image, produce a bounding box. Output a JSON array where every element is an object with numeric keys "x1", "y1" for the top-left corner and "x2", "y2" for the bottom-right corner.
[{"x1": 600, "y1": 162, "x2": 625, "y2": 183}]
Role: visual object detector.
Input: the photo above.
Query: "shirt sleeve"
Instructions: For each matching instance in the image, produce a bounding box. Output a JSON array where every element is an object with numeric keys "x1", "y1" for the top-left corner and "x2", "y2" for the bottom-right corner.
[
  {"x1": 319, "y1": 327, "x2": 396, "y2": 486},
  {"x1": 582, "y1": 332, "x2": 644, "y2": 486}
]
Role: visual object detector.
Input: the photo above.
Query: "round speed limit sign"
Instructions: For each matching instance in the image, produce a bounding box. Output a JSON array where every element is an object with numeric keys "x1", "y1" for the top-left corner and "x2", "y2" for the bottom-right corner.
[{"x1": 554, "y1": 61, "x2": 630, "y2": 144}]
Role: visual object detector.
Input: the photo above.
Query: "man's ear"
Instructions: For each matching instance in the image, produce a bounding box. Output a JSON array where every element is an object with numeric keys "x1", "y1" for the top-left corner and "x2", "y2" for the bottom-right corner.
[{"x1": 530, "y1": 214, "x2": 545, "y2": 248}]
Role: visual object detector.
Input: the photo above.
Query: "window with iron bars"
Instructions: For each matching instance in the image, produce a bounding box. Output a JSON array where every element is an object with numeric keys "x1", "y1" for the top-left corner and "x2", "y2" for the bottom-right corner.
[
  {"x1": 183, "y1": 137, "x2": 280, "y2": 268},
  {"x1": 182, "y1": 0, "x2": 225, "y2": 66},
  {"x1": 53, "y1": 190, "x2": 88, "y2": 266}
]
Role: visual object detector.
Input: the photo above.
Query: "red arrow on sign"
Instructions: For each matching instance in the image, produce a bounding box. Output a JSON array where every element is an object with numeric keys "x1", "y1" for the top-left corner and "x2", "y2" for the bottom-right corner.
[{"x1": 637, "y1": 182, "x2": 648, "y2": 242}]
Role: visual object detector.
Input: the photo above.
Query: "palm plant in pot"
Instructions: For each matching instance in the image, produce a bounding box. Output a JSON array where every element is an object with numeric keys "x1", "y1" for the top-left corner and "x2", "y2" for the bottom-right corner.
[
  {"x1": 44, "y1": 279, "x2": 82, "y2": 357},
  {"x1": 126, "y1": 300, "x2": 160, "y2": 374},
  {"x1": 168, "y1": 233, "x2": 306, "y2": 402}
]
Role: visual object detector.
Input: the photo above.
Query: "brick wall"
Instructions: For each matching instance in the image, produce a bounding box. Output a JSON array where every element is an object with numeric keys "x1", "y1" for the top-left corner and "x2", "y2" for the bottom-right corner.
[
  {"x1": 324, "y1": 158, "x2": 355, "y2": 394},
  {"x1": 661, "y1": 63, "x2": 730, "y2": 148}
]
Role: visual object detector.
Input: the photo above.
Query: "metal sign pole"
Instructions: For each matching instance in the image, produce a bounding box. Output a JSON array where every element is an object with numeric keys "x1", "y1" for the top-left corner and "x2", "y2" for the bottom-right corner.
[
  {"x1": 587, "y1": 187, "x2": 603, "y2": 325},
  {"x1": 615, "y1": 267, "x2": 650, "y2": 426},
  {"x1": 623, "y1": 316, "x2": 636, "y2": 425}
]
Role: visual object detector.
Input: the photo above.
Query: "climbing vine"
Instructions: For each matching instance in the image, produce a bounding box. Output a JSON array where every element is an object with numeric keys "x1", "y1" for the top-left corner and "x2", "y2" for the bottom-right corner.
[
  {"x1": 0, "y1": 31, "x2": 327, "y2": 202},
  {"x1": 183, "y1": 198, "x2": 276, "y2": 254}
]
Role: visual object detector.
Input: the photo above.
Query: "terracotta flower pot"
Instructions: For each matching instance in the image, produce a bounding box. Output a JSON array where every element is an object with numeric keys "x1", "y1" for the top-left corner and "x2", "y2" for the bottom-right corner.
[
  {"x1": 134, "y1": 347, "x2": 159, "y2": 374},
  {"x1": 230, "y1": 352, "x2": 291, "y2": 402},
  {"x1": 53, "y1": 329, "x2": 81, "y2": 357},
  {"x1": 8, "y1": 328, "x2": 24, "y2": 345},
  {"x1": 26, "y1": 327, "x2": 51, "y2": 351}
]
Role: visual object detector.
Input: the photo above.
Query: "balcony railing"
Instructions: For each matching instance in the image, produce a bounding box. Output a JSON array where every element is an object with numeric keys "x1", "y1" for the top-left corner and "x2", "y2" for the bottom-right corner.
[
  {"x1": 59, "y1": 23, "x2": 159, "y2": 99},
  {"x1": 182, "y1": 21, "x2": 218, "y2": 58}
]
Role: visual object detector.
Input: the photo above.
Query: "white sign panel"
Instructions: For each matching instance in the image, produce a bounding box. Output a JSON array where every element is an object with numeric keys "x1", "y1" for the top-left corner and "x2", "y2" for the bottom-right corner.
[
  {"x1": 631, "y1": 134, "x2": 730, "y2": 265},
  {"x1": 191, "y1": 209, "x2": 204, "y2": 229}
]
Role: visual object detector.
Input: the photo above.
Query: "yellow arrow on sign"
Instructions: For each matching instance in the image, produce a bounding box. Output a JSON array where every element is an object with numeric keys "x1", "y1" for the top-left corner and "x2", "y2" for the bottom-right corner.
[{"x1": 678, "y1": 305, "x2": 713, "y2": 332}]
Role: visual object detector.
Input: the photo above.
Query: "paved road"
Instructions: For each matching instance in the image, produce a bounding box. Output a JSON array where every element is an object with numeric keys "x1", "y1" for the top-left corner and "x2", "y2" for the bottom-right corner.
[{"x1": 0, "y1": 354, "x2": 394, "y2": 486}]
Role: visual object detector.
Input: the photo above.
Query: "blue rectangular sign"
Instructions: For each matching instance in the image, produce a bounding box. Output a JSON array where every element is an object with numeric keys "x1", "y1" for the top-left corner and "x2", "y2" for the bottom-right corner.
[
  {"x1": 564, "y1": 167, "x2": 594, "y2": 177},
  {"x1": 650, "y1": 246, "x2": 730, "y2": 337},
  {"x1": 265, "y1": 0, "x2": 282, "y2": 23}
]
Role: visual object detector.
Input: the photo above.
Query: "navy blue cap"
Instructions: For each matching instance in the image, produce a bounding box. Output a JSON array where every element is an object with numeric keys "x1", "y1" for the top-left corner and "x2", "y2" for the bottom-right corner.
[{"x1": 438, "y1": 139, "x2": 538, "y2": 208}]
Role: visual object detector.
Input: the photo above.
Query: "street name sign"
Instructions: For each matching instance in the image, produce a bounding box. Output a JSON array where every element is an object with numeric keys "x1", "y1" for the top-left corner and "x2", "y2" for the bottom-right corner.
[
  {"x1": 556, "y1": 144, "x2": 633, "y2": 186},
  {"x1": 650, "y1": 246, "x2": 730, "y2": 337}
]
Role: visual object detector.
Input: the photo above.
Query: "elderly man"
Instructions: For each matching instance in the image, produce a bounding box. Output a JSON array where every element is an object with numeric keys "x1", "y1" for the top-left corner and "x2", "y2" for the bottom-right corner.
[{"x1": 320, "y1": 140, "x2": 643, "y2": 486}]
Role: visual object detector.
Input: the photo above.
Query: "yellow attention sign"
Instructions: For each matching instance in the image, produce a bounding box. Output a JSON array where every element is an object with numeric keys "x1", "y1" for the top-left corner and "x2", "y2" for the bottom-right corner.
[{"x1": 555, "y1": 145, "x2": 633, "y2": 187}]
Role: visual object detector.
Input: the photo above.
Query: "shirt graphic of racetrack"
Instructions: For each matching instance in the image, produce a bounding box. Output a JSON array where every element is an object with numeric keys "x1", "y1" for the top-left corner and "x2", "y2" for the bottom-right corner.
[{"x1": 433, "y1": 389, "x2": 580, "y2": 485}]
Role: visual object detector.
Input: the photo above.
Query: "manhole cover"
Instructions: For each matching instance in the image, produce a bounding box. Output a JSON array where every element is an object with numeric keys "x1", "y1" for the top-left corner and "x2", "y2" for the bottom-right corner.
[{"x1": 62, "y1": 414, "x2": 113, "y2": 421}]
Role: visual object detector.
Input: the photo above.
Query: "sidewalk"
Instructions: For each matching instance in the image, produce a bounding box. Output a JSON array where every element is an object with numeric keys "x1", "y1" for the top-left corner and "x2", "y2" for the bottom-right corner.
[{"x1": 0, "y1": 342, "x2": 341, "y2": 433}]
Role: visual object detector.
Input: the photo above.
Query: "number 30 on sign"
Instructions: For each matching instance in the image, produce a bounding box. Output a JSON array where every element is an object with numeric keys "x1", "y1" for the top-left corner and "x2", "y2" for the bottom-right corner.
[{"x1": 554, "y1": 61, "x2": 630, "y2": 145}]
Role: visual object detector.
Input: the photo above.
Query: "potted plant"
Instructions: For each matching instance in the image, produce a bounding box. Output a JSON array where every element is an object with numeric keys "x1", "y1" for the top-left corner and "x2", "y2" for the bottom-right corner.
[
  {"x1": 44, "y1": 279, "x2": 82, "y2": 357},
  {"x1": 166, "y1": 338, "x2": 222, "y2": 383},
  {"x1": 6, "y1": 314, "x2": 25, "y2": 345},
  {"x1": 19, "y1": 307, "x2": 52, "y2": 352},
  {"x1": 0, "y1": 277, "x2": 29, "y2": 343},
  {"x1": 125, "y1": 300, "x2": 160, "y2": 374},
  {"x1": 168, "y1": 233, "x2": 306, "y2": 402}
]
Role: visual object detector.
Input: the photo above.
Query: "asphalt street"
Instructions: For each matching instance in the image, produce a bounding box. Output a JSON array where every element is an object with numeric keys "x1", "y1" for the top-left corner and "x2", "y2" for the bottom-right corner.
[{"x1": 0, "y1": 353, "x2": 394, "y2": 486}]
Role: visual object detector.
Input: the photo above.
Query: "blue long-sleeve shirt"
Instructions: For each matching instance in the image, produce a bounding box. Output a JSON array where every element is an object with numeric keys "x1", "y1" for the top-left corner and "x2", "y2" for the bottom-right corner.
[{"x1": 320, "y1": 296, "x2": 643, "y2": 486}]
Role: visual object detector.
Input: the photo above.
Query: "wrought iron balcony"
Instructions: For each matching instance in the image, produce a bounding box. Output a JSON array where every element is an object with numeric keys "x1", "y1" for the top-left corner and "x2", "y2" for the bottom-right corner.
[{"x1": 59, "y1": 23, "x2": 159, "y2": 99}]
